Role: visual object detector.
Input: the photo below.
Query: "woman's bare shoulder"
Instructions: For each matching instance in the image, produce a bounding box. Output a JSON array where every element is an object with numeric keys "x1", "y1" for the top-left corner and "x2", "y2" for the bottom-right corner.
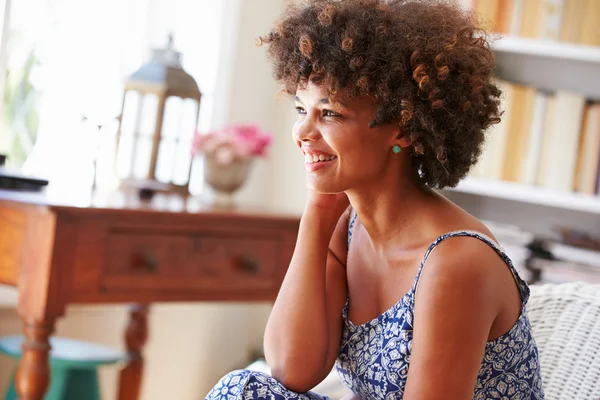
[{"x1": 415, "y1": 225, "x2": 514, "y2": 317}]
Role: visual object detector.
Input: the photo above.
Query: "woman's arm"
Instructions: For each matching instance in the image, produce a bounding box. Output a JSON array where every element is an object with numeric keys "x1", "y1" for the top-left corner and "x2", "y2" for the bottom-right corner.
[
  {"x1": 264, "y1": 193, "x2": 350, "y2": 392},
  {"x1": 403, "y1": 237, "x2": 509, "y2": 399}
]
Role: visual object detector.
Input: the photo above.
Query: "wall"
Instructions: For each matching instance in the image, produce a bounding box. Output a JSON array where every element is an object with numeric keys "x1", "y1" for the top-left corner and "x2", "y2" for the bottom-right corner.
[
  {"x1": 214, "y1": 0, "x2": 306, "y2": 212},
  {"x1": 0, "y1": 0, "x2": 301, "y2": 399}
]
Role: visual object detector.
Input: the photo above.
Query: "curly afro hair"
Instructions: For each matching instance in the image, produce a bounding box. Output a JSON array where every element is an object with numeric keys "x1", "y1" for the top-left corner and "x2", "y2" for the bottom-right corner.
[{"x1": 258, "y1": 0, "x2": 503, "y2": 189}]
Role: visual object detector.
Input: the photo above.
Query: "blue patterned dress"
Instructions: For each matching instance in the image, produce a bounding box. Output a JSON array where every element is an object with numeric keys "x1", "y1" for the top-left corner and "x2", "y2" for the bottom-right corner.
[{"x1": 207, "y1": 212, "x2": 544, "y2": 399}]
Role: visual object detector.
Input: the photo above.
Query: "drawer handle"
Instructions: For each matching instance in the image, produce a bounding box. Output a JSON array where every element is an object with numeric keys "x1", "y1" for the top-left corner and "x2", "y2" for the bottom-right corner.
[
  {"x1": 235, "y1": 256, "x2": 260, "y2": 274},
  {"x1": 132, "y1": 251, "x2": 159, "y2": 272}
]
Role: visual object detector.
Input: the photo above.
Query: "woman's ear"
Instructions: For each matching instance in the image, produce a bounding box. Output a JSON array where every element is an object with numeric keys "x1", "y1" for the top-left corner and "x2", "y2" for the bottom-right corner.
[{"x1": 389, "y1": 127, "x2": 413, "y2": 148}]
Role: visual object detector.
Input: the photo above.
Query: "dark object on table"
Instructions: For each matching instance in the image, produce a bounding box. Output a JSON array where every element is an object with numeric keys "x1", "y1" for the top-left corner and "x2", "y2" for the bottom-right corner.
[
  {"x1": 0, "y1": 154, "x2": 6, "y2": 166},
  {"x1": 0, "y1": 167, "x2": 49, "y2": 191},
  {"x1": 138, "y1": 187, "x2": 156, "y2": 200}
]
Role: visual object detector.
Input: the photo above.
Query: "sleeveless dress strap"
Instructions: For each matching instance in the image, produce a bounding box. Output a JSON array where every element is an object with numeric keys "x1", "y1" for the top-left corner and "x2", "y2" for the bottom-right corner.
[
  {"x1": 347, "y1": 209, "x2": 358, "y2": 247},
  {"x1": 410, "y1": 230, "x2": 530, "y2": 304},
  {"x1": 342, "y1": 209, "x2": 359, "y2": 324}
]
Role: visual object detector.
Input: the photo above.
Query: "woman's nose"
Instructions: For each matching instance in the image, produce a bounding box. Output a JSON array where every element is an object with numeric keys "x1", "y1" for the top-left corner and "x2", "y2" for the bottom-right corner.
[{"x1": 294, "y1": 118, "x2": 320, "y2": 142}]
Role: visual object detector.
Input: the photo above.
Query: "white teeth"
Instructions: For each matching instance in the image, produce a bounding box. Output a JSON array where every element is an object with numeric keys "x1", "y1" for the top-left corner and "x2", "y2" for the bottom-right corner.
[{"x1": 304, "y1": 153, "x2": 337, "y2": 164}]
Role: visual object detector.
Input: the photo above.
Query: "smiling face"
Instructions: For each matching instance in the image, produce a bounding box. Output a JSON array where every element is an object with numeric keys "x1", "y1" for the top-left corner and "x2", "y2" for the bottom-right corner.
[{"x1": 293, "y1": 81, "x2": 402, "y2": 194}]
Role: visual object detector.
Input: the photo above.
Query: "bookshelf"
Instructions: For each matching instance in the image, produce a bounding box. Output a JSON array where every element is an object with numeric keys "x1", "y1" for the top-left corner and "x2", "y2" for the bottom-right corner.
[
  {"x1": 492, "y1": 36, "x2": 600, "y2": 101},
  {"x1": 444, "y1": 35, "x2": 600, "y2": 240},
  {"x1": 456, "y1": 0, "x2": 600, "y2": 281},
  {"x1": 448, "y1": 177, "x2": 600, "y2": 214}
]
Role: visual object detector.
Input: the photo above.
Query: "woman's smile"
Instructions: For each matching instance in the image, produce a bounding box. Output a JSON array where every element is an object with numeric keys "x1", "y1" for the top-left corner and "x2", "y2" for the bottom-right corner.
[{"x1": 303, "y1": 149, "x2": 338, "y2": 172}]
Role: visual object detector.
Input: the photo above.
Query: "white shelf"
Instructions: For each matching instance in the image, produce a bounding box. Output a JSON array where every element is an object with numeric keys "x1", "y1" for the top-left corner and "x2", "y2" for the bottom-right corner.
[
  {"x1": 492, "y1": 36, "x2": 600, "y2": 100},
  {"x1": 445, "y1": 177, "x2": 600, "y2": 214}
]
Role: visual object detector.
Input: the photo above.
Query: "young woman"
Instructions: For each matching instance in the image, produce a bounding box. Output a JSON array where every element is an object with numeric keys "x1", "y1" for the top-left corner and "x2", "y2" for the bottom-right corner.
[{"x1": 207, "y1": 0, "x2": 544, "y2": 399}]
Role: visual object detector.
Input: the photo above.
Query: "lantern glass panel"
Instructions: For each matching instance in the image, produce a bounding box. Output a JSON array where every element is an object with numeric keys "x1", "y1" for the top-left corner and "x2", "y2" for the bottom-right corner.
[
  {"x1": 116, "y1": 135, "x2": 133, "y2": 178},
  {"x1": 180, "y1": 99, "x2": 198, "y2": 140},
  {"x1": 132, "y1": 136, "x2": 152, "y2": 179},
  {"x1": 173, "y1": 99, "x2": 198, "y2": 185},
  {"x1": 139, "y1": 95, "x2": 158, "y2": 137},
  {"x1": 172, "y1": 138, "x2": 192, "y2": 185},
  {"x1": 156, "y1": 139, "x2": 175, "y2": 183},
  {"x1": 120, "y1": 91, "x2": 139, "y2": 136},
  {"x1": 116, "y1": 91, "x2": 160, "y2": 180},
  {"x1": 153, "y1": 97, "x2": 198, "y2": 185},
  {"x1": 161, "y1": 97, "x2": 182, "y2": 139}
]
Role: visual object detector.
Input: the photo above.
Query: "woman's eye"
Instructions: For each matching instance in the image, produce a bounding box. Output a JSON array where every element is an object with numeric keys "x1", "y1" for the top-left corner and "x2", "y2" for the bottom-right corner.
[
  {"x1": 323, "y1": 109, "x2": 340, "y2": 117},
  {"x1": 295, "y1": 106, "x2": 306, "y2": 115}
]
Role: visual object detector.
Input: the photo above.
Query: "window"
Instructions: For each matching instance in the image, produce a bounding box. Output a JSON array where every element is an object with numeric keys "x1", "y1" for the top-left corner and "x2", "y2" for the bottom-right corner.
[{"x1": 0, "y1": 0, "x2": 223, "y2": 195}]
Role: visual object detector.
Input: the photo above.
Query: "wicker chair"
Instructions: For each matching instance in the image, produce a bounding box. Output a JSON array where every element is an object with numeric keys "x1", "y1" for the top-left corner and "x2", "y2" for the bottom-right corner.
[{"x1": 528, "y1": 282, "x2": 600, "y2": 400}]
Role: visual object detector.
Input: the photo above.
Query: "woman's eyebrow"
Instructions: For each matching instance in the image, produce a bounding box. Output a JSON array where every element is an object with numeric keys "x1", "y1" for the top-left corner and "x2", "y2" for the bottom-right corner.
[
  {"x1": 294, "y1": 96, "x2": 349, "y2": 109},
  {"x1": 318, "y1": 98, "x2": 349, "y2": 108}
]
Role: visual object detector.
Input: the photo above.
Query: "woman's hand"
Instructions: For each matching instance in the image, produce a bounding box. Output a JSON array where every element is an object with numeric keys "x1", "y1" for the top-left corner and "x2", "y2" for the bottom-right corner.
[{"x1": 306, "y1": 190, "x2": 350, "y2": 222}]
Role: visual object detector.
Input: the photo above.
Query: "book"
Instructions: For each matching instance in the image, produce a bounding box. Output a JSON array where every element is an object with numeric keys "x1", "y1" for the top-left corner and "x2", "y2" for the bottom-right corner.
[
  {"x1": 496, "y1": 0, "x2": 518, "y2": 35},
  {"x1": 533, "y1": 258, "x2": 600, "y2": 284},
  {"x1": 574, "y1": 103, "x2": 600, "y2": 194},
  {"x1": 501, "y1": 84, "x2": 536, "y2": 182},
  {"x1": 578, "y1": 0, "x2": 600, "y2": 46},
  {"x1": 475, "y1": 0, "x2": 501, "y2": 32},
  {"x1": 483, "y1": 218, "x2": 535, "y2": 282},
  {"x1": 559, "y1": 0, "x2": 585, "y2": 43},
  {"x1": 483, "y1": 218, "x2": 535, "y2": 245},
  {"x1": 477, "y1": 80, "x2": 514, "y2": 180},
  {"x1": 536, "y1": 91, "x2": 586, "y2": 191},
  {"x1": 519, "y1": 0, "x2": 563, "y2": 40},
  {"x1": 546, "y1": 241, "x2": 600, "y2": 267},
  {"x1": 535, "y1": 94, "x2": 556, "y2": 186},
  {"x1": 596, "y1": 148, "x2": 600, "y2": 194},
  {"x1": 520, "y1": 91, "x2": 550, "y2": 184}
]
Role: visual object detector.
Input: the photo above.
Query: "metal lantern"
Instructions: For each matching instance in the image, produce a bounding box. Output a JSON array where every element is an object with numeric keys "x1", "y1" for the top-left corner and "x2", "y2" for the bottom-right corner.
[{"x1": 115, "y1": 35, "x2": 201, "y2": 194}]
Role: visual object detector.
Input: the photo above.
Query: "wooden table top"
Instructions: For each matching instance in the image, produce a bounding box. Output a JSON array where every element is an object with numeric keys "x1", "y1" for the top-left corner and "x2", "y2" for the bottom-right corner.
[{"x1": 0, "y1": 188, "x2": 301, "y2": 220}]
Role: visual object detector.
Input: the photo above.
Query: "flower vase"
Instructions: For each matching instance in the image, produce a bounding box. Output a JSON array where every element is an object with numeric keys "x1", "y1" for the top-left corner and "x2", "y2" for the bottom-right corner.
[{"x1": 203, "y1": 155, "x2": 253, "y2": 204}]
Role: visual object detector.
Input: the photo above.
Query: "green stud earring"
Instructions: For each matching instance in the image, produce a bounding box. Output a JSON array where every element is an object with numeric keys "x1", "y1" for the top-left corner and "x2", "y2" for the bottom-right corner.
[{"x1": 392, "y1": 145, "x2": 402, "y2": 154}]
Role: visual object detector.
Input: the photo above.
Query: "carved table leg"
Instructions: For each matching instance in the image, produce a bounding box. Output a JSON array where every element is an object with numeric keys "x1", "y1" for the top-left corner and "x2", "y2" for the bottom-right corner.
[
  {"x1": 15, "y1": 319, "x2": 55, "y2": 400},
  {"x1": 118, "y1": 304, "x2": 149, "y2": 400}
]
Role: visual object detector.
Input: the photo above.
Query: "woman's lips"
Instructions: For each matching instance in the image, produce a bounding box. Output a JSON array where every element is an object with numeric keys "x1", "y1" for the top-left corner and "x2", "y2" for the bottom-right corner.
[{"x1": 304, "y1": 153, "x2": 337, "y2": 172}]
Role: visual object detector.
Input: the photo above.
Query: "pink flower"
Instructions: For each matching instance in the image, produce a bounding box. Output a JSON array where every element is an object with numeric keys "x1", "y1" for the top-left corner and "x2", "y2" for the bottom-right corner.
[
  {"x1": 191, "y1": 124, "x2": 273, "y2": 164},
  {"x1": 253, "y1": 135, "x2": 272, "y2": 156}
]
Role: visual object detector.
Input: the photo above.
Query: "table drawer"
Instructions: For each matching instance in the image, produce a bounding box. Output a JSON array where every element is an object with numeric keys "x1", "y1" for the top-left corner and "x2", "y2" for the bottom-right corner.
[{"x1": 102, "y1": 229, "x2": 282, "y2": 293}]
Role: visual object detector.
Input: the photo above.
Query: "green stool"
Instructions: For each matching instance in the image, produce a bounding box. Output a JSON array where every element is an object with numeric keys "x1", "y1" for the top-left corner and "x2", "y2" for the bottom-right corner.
[{"x1": 0, "y1": 335, "x2": 127, "y2": 400}]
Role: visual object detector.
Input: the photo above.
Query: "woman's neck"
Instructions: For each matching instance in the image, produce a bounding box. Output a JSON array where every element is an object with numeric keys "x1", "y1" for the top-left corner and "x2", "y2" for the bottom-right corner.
[{"x1": 346, "y1": 169, "x2": 439, "y2": 252}]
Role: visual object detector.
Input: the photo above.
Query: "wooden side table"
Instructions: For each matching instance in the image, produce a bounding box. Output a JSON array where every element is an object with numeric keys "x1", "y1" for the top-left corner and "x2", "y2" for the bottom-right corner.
[{"x1": 0, "y1": 189, "x2": 299, "y2": 400}]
